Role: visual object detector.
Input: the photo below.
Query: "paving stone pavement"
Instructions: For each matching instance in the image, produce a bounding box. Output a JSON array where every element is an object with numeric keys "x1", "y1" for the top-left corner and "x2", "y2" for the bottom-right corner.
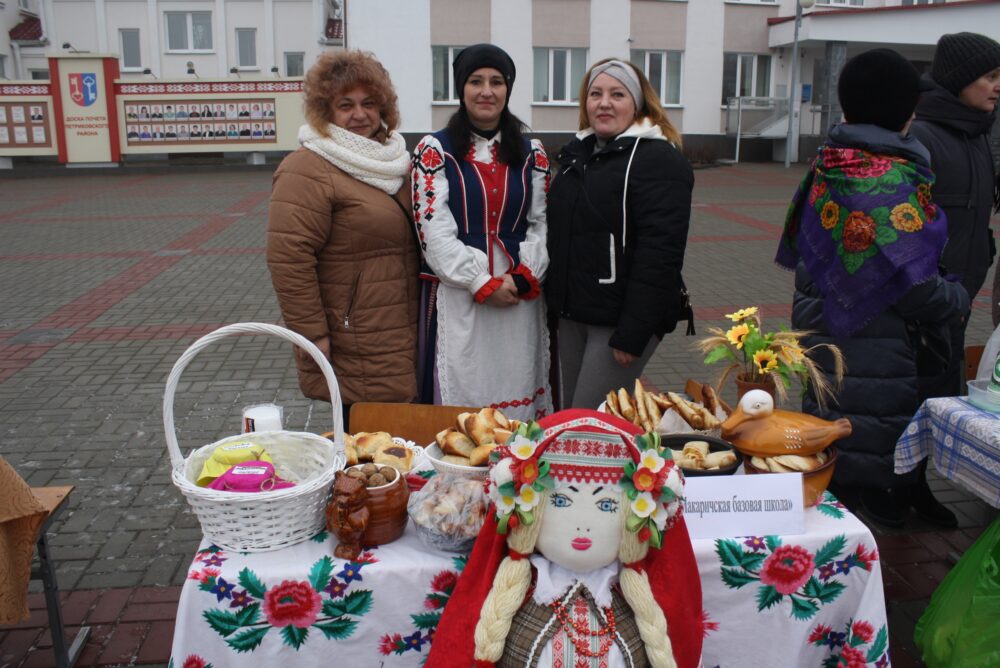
[{"x1": 1, "y1": 162, "x2": 997, "y2": 666}]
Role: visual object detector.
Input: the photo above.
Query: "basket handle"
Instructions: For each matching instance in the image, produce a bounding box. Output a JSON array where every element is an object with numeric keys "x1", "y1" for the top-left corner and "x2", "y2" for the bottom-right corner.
[{"x1": 162, "y1": 322, "x2": 344, "y2": 469}]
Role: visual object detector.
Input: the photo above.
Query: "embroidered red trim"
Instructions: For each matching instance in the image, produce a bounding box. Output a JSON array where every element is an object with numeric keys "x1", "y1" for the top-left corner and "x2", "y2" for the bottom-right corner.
[{"x1": 489, "y1": 386, "x2": 546, "y2": 410}]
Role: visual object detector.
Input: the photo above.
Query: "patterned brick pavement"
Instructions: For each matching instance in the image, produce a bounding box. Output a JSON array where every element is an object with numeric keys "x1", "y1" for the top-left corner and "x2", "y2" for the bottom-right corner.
[{"x1": 1, "y1": 163, "x2": 997, "y2": 666}]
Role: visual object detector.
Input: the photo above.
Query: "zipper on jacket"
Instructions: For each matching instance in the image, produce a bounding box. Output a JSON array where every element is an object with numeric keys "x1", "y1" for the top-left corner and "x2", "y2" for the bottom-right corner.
[{"x1": 343, "y1": 271, "x2": 362, "y2": 329}]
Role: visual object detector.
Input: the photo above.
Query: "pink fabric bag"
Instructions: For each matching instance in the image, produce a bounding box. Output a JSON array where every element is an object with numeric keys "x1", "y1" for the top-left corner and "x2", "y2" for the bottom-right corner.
[{"x1": 206, "y1": 460, "x2": 295, "y2": 492}]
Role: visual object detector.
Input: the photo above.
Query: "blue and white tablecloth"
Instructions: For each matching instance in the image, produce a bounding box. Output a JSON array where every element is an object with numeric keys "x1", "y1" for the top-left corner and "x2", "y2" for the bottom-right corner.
[
  {"x1": 895, "y1": 397, "x2": 1000, "y2": 509},
  {"x1": 170, "y1": 495, "x2": 889, "y2": 667}
]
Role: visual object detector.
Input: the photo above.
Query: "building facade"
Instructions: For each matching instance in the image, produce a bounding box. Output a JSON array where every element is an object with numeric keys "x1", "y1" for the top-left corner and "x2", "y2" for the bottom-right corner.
[{"x1": 3, "y1": 0, "x2": 999, "y2": 155}]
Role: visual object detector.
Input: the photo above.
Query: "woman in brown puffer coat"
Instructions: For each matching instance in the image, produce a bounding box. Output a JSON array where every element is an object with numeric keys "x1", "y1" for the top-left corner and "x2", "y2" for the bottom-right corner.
[{"x1": 267, "y1": 51, "x2": 419, "y2": 425}]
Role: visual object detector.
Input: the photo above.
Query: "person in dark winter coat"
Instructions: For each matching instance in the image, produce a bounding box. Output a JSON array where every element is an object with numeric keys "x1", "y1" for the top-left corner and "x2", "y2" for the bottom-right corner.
[
  {"x1": 547, "y1": 58, "x2": 693, "y2": 410},
  {"x1": 909, "y1": 32, "x2": 1000, "y2": 395},
  {"x1": 776, "y1": 49, "x2": 970, "y2": 529}
]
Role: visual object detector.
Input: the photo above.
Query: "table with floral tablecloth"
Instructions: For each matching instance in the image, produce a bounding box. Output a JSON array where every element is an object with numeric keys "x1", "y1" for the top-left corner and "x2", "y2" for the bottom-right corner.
[{"x1": 170, "y1": 491, "x2": 888, "y2": 668}]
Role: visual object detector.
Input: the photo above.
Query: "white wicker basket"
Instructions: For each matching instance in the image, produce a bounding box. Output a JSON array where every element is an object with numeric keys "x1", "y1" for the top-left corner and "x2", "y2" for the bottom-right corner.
[{"x1": 162, "y1": 322, "x2": 345, "y2": 552}]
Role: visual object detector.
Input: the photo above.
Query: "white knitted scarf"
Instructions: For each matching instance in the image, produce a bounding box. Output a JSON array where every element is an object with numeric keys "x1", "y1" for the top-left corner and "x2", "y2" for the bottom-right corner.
[{"x1": 298, "y1": 123, "x2": 409, "y2": 195}]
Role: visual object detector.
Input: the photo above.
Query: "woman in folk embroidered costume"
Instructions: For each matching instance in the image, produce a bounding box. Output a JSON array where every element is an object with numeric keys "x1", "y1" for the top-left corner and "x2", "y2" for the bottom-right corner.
[
  {"x1": 411, "y1": 44, "x2": 552, "y2": 421},
  {"x1": 427, "y1": 409, "x2": 703, "y2": 668},
  {"x1": 267, "y1": 51, "x2": 418, "y2": 427},
  {"x1": 546, "y1": 59, "x2": 693, "y2": 411}
]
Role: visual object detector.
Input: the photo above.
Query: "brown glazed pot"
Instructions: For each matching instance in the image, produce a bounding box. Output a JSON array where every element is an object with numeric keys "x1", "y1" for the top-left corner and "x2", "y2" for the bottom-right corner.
[
  {"x1": 743, "y1": 447, "x2": 838, "y2": 507},
  {"x1": 346, "y1": 465, "x2": 409, "y2": 546}
]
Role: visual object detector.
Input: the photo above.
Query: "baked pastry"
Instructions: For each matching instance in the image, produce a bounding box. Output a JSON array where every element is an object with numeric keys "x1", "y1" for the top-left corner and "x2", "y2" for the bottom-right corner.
[
  {"x1": 493, "y1": 428, "x2": 514, "y2": 445},
  {"x1": 344, "y1": 433, "x2": 359, "y2": 466},
  {"x1": 478, "y1": 407, "x2": 511, "y2": 430},
  {"x1": 462, "y1": 413, "x2": 496, "y2": 446},
  {"x1": 703, "y1": 450, "x2": 737, "y2": 469},
  {"x1": 441, "y1": 454, "x2": 473, "y2": 466},
  {"x1": 354, "y1": 431, "x2": 394, "y2": 460},
  {"x1": 437, "y1": 428, "x2": 476, "y2": 458},
  {"x1": 469, "y1": 444, "x2": 497, "y2": 467},
  {"x1": 373, "y1": 442, "x2": 414, "y2": 472}
]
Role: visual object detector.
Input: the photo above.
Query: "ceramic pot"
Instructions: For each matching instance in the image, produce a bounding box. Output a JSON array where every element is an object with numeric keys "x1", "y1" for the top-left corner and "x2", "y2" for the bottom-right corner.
[
  {"x1": 346, "y1": 465, "x2": 409, "y2": 546},
  {"x1": 735, "y1": 373, "x2": 777, "y2": 404},
  {"x1": 743, "y1": 447, "x2": 838, "y2": 507}
]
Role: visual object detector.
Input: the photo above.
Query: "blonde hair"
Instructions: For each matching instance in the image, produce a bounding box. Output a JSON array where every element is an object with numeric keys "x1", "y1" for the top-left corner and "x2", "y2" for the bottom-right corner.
[
  {"x1": 577, "y1": 57, "x2": 683, "y2": 148},
  {"x1": 302, "y1": 50, "x2": 400, "y2": 137},
  {"x1": 472, "y1": 490, "x2": 677, "y2": 667}
]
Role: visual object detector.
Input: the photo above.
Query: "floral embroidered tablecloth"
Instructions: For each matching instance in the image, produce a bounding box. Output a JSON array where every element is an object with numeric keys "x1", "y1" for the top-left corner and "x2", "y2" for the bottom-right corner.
[{"x1": 170, "y1": 494, "x2": 888, "y2": 667}]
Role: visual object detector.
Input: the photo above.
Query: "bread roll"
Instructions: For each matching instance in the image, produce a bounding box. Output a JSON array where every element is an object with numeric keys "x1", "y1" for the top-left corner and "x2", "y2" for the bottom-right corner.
[
  {"x1": 478, "y1": 407, "x2": 510, "y2": 430},
  {"x1": 668, "y1": 392, "x2": 703, "y2": 429},
  {"x1": 771, "y1": 454, "x2": 819, "y2": 472},
  {"x1": 675, "y1": 456, "x2": 702, "y2": 470},
  {"x1": 606, "y1": 391, "x2": 623, "y2": 419},
  {"x1": 493, "y1": 428, "x2": 514, "y2": 445},
  {"x1": 373, "y1": 443, "x2": 414, "y2": 472},
  {"x1": 765, "y1": 458, "x2": 796, "y2": 473},
  {"x1": 354, "y1": 431, "x2": 394, "y2": 460},
  {"x1": 469, "y1": 444, "x2": 496, "y2": 467},
  {"x1": 635, "y1": 380, "x2": 651, "y2": 431},
  {"x1": 702, "y1": 384, "x2": 720, "y2": 416},
  {"x1": 441, "y1": 454, "x2": 472, "y2": 466},
  {"x1": 344, "y1": 433, "x2": 359, "y2": 466},
  {"x1": 456, "y1": 413, "x2": 475, "y2": 434},
  {"x1": 618, "y1": 388, "x2": 637, "y2": 423},
  {"x1": 644, "y1": 393, "x2": 663, "y2": 431},
  {"x1": 683, "y1": 440, "x2": 710, "y2": 458},
  {"x1": 463, "y1": 413, "x2": 496, "y2": 447},
  {"x1": 703, "y1": 450, "x2": 737, "y2": 469},
  {"x1": 440, "y1": 429, "x2": 476, "y2": 457},
  {"x1": 751, "y1": 456, "x2": 769, "y2": 470},
  {"x1": 651, "y1": 392, "x2": 675, "y2": 411}
]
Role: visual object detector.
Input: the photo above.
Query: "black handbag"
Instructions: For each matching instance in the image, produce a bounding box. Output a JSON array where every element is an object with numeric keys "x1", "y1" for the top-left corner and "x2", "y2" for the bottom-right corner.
[{"x1": 679, "y1": 276, "x2": 695, "y2": 336}]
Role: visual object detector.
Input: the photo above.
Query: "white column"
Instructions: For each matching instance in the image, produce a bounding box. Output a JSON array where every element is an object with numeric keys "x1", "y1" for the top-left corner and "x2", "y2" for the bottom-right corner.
[
  {"x1": 216, "y1": 0, "x2": 227, "y2": 75},
  {"x1": 263, "y1": 0, "x2": 275, "y2": 73},
  {"x1": 681, "y1": 0, "x2": 725, "y2": 135},
  {"x1": 490, "y1": 0, "x2": 532, "y2": 128},
  {"x1": 347, "y1": 0, "x2": 432, "y2": 132},
  {"x1": 313, "y1": 0, "x2": 325, "y2": 46},
  {"x1": 40, "y1": 0, "x2": 57, "y2": 47},
  {"x1": 590, "y1": 0, "x2": 630, "y2": 62},
  {"x1": 95, "y1": 0, "x2": 108, "y2": 53},
  {"x1": 146, "y1": 0, "x2": 160, "y2": 76}
]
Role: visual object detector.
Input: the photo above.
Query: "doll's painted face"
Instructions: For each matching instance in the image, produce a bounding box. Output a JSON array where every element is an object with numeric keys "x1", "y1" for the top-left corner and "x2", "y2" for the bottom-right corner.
[{"x1": 535, "y1": 482, "x2": 622, "y2": 573}]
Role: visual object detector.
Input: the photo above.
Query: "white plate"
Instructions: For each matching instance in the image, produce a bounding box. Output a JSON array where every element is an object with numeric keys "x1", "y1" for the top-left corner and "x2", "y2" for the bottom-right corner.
[{"x1": 424, "y1": 443, "x2": 489, "y2": 478}]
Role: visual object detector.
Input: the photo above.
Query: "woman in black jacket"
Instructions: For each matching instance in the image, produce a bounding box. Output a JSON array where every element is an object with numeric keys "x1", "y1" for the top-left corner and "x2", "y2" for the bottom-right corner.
[
  {"x1": 909, "y1": 32, "x2": 1000, "y2": 396},
  {"x1": 547, "y1": 58, "x2": 692, "y2": 410},
  {"x1": 778, "y1": 50, "x2": 970, "y2": 528}
]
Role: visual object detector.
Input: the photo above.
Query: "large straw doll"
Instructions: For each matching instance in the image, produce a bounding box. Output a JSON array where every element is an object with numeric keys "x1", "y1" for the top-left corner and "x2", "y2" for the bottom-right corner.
[{"x1": 428, "y1": 409, "x2": 703, "y2": 668}]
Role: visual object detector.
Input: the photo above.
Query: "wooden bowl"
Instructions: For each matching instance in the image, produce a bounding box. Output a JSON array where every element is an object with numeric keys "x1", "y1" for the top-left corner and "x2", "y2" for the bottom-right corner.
[
  {"x1": 346, "y1": 464, "x2": 409, "y2": 546},
  {"x1": 743, "y1": 447, "x2": 838, "y2": 507},
  {"x1": 660, "y1": 434, "x2": 742, "y2": 477}
]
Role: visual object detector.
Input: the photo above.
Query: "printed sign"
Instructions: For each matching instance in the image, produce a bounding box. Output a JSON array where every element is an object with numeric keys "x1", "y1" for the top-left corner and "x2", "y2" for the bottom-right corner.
[
  {"x1": 69, "y1": 73, "x2": 98, "y2": 107},
  {"x1": 682, "y1": 473, "x2": 805, "y2": 539}
]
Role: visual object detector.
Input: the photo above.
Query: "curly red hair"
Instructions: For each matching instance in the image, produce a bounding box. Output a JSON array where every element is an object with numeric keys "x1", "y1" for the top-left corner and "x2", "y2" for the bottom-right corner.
[{"x1": 303, "y1": 50, "x2": 400, "y2": 136}]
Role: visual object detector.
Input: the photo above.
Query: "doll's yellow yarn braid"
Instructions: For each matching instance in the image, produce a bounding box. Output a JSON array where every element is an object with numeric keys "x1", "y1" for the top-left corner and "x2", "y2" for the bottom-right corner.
[
  {"x1": 619, "y1": 530, "x2": 677, "y2": 668},
  {"x1": 473, "y1": 503, "x2": 546, "y2": 663}
]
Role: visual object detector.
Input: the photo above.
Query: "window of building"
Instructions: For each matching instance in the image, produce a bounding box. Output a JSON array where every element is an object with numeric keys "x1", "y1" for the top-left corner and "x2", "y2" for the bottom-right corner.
[
  {"x1": 533, "y1": 47, "x2": 587, "y2": 103},
  {"x1": 432, "y1": 45, "x2": 464, "y2": 102},
  {"x1": 119, "y1": 29, "x2": 141, "y2": 70},
  {"x1": 285, "y1": 52, "x2": 304, "y2": 77},
  {"x1": 630, "y1": 49, "x2": 682, "y2": 105},
  {"x1": 236, "y1": 28, "x2": 256, "y2": 68},
  {"x1": 165, "y1": 11, "x2": 212, "y2": 52},
  {"x1": 722, "y1": 53, "x2": 771, "y2": 104},
  {"x1": 901, "y1": 0, "x2": 944, "y2": 4},
  {"x1": 29, "y1": 69, "x2": 49, "y2": 80},
  {"x1": 816, "y1": 0, "x2": 863, "y2": 6}
]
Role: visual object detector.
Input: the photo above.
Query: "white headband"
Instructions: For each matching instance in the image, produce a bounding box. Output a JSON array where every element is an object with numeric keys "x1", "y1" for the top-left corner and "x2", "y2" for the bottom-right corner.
[{"x1": 588, "y1": 60, "x2": 643, "y2": 110}]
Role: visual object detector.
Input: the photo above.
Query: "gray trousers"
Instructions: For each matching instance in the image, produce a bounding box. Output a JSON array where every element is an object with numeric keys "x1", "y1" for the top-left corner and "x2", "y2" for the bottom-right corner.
[{"x1": 557, "y1": 318, "x2": 658, "y2": 410}]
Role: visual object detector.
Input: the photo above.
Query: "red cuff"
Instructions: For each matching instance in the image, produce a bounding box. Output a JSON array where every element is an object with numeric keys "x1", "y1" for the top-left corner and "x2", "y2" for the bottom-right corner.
[
  {"x1": 474, "y1": 277, "x2": 504, "y2": 304},
  {"x1": 511, "y1": 265, "x2": 541, "y2": 301}
]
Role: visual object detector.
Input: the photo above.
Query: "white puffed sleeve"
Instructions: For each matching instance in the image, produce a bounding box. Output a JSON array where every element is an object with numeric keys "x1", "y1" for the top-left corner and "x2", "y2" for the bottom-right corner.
[
  {"x1": 517, "y1": 138, "x2": 551, "y2": 283},
  {"x1": 411, "y1": 134, "x2": 494, "y2": 295}
]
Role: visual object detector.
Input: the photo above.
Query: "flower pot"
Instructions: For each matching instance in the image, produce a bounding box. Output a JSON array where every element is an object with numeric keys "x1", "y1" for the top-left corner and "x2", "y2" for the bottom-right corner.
[{"x1": 735, "y1": 373, "x2": 777, "y2": 404}]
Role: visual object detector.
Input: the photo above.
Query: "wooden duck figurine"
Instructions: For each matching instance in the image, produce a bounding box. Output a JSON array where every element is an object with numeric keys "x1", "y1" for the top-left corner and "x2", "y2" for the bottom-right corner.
[{"x1": 721, "y1": 390, "x2": 852, "y2": 458}]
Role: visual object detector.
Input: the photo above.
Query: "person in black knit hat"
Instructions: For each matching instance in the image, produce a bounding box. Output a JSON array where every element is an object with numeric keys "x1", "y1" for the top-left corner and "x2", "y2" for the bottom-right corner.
[
  {"x1": 909, "y1": 34, "x2": 1000, "y2": 523},
  {"x1": 780, "y1": 48, "x2": 970, "y2": 530}
]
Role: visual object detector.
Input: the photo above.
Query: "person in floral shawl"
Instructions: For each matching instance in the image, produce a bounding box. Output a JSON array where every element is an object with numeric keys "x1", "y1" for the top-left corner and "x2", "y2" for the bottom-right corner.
[{"x1": 775, "y1": 49, "x2": 969, "y2": 529}]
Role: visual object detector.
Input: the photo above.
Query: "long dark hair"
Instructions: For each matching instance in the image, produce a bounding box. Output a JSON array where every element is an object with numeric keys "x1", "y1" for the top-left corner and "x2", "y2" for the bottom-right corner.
[{"x1": 446, "y1": 106, "x2": 528, "y2": 165}]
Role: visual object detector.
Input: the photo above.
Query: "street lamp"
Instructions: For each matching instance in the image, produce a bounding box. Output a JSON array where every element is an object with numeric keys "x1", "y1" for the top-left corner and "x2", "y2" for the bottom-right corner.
[{"x1": 784, "y1": 0, "x2": 815, "y2": 168}]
